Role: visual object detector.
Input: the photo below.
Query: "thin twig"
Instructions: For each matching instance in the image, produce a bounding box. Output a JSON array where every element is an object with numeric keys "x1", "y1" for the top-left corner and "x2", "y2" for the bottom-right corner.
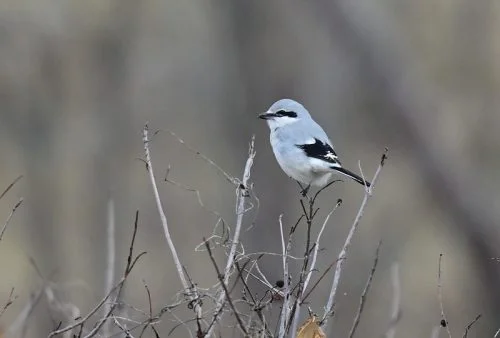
[
  {"x1": 462, "y1": 314, "x2": 481, "y2": 338},
  {"x1": 113, "y1": 316, "x2": 135, "y2": 338},
  {"x1": 7, "y1": 287, "x2": 44, "y2": 338},
  {"x1": 167, "y1": 130, "x2": 240, "y2": 186},
  {"x1": 48, "y1": 211, "x2": 146, "y2": 337},
  {"x1": 0, "y1": 198, "x2": 23, "y2": 242},
  {"x1": 144, "y1": 124, "x2": 205, "y2": 335},
  {"x1": 0, "y1": 288, "x2": 17, "y2": 318},
  {"x1": 143, "y1": 124, "x2": 189, "y2": 289},
  {"x1": 0, "y1": 175, "x2": 23, "y2": 201},
  {"x1": 385, "y1": 263, "x2": 401, "y2": 338},
  {"x1": 103, "y1": 199, "x2": 116, "y2": 337},
  {"x1": 301, "y1": 258, "x2": 341, "y2": 303},
  {"x1": 349, "y1": 242, "x2": 381, "y2": 338},
  {"x1": 302, "y1": 199, "x2": 343, "y2": 296},
  {"x1": 320, "y1": 148, "x2": 388, "y2": 327},
  {"x1": 278, "y1": 215, "x2": 290, "y2": 338},
  {"x1": 289, "y1": 200, "x2": 342, "y2": 338},
  {"x1": 234, "y1": 261, "x2": 270, "y2": 334},
  {"x1": 43, "y1": 285, "x2": 82, "y2": 336},
  {"x1": 494, "y1": 327, "x2": 500, "y2": 337},
  {"x1": 204, "y1": 239, "x2": 248, "y2": 336},
  {"x1": 164, "y1": 165, "x2": 223, "y2": 220},
  {"x1": 206, "y1": 136, "x2": 256, "y2": 337},
  {"x1": 438, "y1": 253, "x2": 452, "y2": 338}
]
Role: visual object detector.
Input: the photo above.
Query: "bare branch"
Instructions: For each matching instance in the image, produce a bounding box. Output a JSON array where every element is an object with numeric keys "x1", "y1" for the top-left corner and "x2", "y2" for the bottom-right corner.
[
  {"x1": 143, "y1": 124, "x2": 189, "y2": 289},
  {"x1": 0, "y1": 198, "x2": 23, "y2": 242},
  {"x1": 438, "y1": 253, "x2": 452, "y2": 338},
  {"x1": 301, "y1": 258, "x2": 341, "y2": 304},
  {"x1": 206, "y1": 136, "x2": 256, "y2": 337},
  {"x1": 349, "y1": 242, "x2": 381, "y2": 338},
  {"x1": 302, "y1": 200, "x2": 343, "y2": 297},
  {"x1": 48, "y1": 211, "x2": 145, "y2": 337},
  {"x1": 164, "y1": 166, "x2": 223, "y2": 220},
  {"x1": 204, "y1": 239, "x2": 247, "y2": 336},
  {"x1": 462, "y1": 314, "x2": 481, "y2": 338},
  {"x1": 0, "y1": 288, "x2": 17, "y2": 318},
  {"x1": 103, "y1": 199, "x2": 116, "y2": 337},
  {"x1": 278, "y1": 215, "x2": 291, "y2": 338},
  {"x1": 167, "y1": 130, "x2": 240, "y2": 186},
  {"x1": 0, "y1": 175, "x2": 23, "y2": 201},
  {"x1": 321, "y1": 148, "x2": 388, "y2": 327},
  {"x1": 289, "y1": 200, "x2": 342, "y2": 338},
  {"x1": 7, "y1": 287, "x2": 44, "y2": 337}
]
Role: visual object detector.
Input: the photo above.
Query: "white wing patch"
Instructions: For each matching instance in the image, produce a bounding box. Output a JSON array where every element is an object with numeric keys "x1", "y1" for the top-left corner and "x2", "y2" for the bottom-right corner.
[{"x1": 324, "y1": 151, "x2": 338, "y2": 161}]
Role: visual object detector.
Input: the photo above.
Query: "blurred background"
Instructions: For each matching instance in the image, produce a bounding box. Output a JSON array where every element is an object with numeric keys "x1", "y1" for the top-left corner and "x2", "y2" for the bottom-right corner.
[{"x1": 0, "y1": 0, "x2": 499, "y2": 337}]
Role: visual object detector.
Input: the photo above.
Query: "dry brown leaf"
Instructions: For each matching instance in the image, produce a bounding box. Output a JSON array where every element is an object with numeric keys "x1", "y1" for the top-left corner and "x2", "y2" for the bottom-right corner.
[{"x1": 296, "y1": 315, "x2": 326, "y2": 338}]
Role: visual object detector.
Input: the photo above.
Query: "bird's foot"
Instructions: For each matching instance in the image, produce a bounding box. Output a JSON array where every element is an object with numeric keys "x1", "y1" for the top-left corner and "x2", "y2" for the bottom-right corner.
[
  {"x1": 296, "y1": 182, "x2": 311, "y2": 198},
  {"x1": 300, "y1": 184, "x2": 311, "y2": 197}
]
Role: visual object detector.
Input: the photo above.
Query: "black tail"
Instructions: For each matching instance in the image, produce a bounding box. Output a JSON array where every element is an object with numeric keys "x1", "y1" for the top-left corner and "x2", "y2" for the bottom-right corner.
[{"x1": 332, "y1": 166, "x2": 371, "y2": 187}]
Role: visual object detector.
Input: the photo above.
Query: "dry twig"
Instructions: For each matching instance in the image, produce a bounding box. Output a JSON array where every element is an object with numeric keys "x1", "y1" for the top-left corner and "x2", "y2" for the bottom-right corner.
[
  {"x1": 204, "y1": 239, "x2": 248, "y2": 336},
  {"x1": 206, "y1": 136, "x2": 256, "y2": 337},
  {"x1": 289, "y1": 198, "x2": 342, "y2": 338},
  {"x1": 462, "y1": 314, "x2": 481, "y2": 338},
  {"x1": 278, "y1": 214, "x2": 292, "y2": 338},
  {"x1": 0, "y1": 288, "x2": 17, "y2": 318},
  {"x1": 48, "y1": 211, "x2": 145, "y2": 337},
  {"x1": 0, "y1": 175, "x2": 23, "y2": 201},
  {"x1": 320, "y1": 148, "x2": 388, "y2": 327},
  {"x1": 0, "y1": 198, "x2": 23, "y2": 242},
  {"x1": 437, "y1": 253, "x2": 452, "y2": 338},
  {"x1": 103, "y1": 199, "x2": 116, "y2": 337},
  {"x1": 143, "y1": 124, "x2": 190, "y2": 290},
  {"x1": 348, "y1": 242, "x2": 381, "y2": 338},
  {"x1": 7, "y1": 288, "x2": 44, "y2": 337}
]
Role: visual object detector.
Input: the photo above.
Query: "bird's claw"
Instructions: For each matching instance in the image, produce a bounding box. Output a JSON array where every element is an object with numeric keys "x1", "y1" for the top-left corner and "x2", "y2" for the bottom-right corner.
[{"x1": 300, "y1": 185, "x2": 311, "y2": 197}]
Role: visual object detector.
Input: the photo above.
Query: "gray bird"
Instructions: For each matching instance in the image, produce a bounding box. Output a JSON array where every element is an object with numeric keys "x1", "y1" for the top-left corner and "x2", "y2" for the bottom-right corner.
[{"x1": 259, "y1": 99, "x2": 370, "y2": 195}]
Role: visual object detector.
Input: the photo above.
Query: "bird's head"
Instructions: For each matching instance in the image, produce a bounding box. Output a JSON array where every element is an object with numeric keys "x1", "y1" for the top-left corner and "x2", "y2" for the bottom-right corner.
[{"x1": 259, "y1": 99, "x2": 310, "y2": 129}]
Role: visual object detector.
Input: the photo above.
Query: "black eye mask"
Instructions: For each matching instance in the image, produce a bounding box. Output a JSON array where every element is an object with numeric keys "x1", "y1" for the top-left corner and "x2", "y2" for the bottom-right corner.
[{"x1": 276, "y1": 110, "x2": 298, "y2": 118}]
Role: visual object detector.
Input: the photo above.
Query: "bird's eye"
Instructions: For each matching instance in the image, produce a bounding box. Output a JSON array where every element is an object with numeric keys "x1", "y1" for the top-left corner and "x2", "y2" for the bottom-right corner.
[{"x1": 276, "y1": 110, "x2": 297, "y2": 118}]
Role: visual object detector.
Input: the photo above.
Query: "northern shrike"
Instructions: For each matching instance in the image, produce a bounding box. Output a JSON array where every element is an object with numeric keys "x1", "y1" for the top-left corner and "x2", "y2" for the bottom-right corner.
[{"x1": 259, "y1": 99, "x2": 370, "y2": 194}]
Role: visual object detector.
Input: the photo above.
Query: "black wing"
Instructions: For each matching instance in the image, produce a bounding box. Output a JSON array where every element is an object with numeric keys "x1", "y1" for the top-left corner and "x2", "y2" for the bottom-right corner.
[
  {"x1": 297, "y1": 138, "x2": 371, "y2": 187},
  {"x1": 296, "y1": 138, "x2": 341, "y2": 167}
]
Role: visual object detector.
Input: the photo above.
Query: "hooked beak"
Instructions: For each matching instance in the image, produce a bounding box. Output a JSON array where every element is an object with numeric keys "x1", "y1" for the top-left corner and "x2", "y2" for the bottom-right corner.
[{"x1": 258, "y1": 111, "x2": 277, "y2": 120}]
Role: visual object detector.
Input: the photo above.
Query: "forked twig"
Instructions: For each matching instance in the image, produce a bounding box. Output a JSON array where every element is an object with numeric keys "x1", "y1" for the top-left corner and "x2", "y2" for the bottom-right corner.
[
  {"x1": 289, "y1": 199, "x2": 342, "y2": 338},
  {"x1": 206, "y1": 136, "x2": 256, "y2": 337},
  {"x1": 143, "y1": 124, "x2": 190, "y2": 290},
  {"x1": 321, "y1": 148, "x2": 388, "y2": 327},
  {"x1": 48, "y1": 211, "x2": 146, "y2": 337},
  {"x1": 204, "y1": 239, "x2": 247, "y2": 336}
]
